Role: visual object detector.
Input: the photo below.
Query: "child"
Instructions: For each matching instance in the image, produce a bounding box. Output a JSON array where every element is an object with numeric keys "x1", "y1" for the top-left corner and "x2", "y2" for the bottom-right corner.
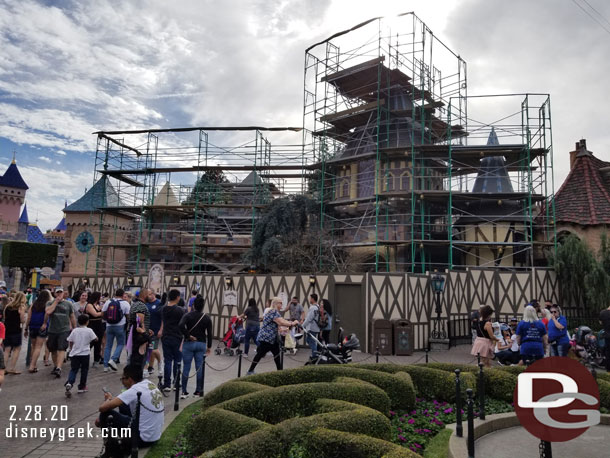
[{"x1": 65, "y1": 314, "x2": 98, "y2": 397}]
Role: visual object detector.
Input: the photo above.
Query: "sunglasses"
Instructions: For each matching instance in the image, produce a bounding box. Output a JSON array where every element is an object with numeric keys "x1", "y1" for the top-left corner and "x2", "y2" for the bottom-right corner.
[{"x1": 551, "y1": 310, "x2": 559, "y2": 314}]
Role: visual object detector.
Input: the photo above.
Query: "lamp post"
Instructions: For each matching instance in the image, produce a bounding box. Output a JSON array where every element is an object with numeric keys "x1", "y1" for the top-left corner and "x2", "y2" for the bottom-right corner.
[{"x1": 430, "y1": 271, "x2": 446, "y2": 340}]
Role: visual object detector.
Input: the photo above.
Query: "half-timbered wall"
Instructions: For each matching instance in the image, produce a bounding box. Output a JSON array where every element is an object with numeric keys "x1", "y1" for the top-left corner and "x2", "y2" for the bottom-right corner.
[{"x1": 72, "y1": 268, "x2": 558, "y2": 352}]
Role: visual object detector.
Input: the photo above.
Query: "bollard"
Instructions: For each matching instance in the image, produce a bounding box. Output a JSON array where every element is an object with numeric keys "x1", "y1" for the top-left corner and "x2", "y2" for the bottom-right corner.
[
  {"x1": 539, "y1": 440, "x2": 552, "y2": 458},
  {"x1": 376, "y1": 346, "x2": 380, "y2": 363},
  {"x1": 280, "y1": 346, "x2": 284, "y2": 370},
  {"x1": 455, "y1": 369, "x2": 463, "y2": 437},
  {"x1": 157, "y1": 374, "x2": 164, "y2": 393},
  {"x1": 477, "y1": 352, "x2": 481, "y2": 366},
  {"x1": 425, "y1": 348, "x2": 429, "y2": 364},
  {"x1": 201, "y1": 360, "x2": 206, "y2": 395},
  {"x1": 131, "y1": 391, "x2": 142, "y2": 458},
  {"x1": 173, "y1": 364, "x2": 181, "y2": 411},
  {"x1": 478, "y1": 363, "x2": 485, "y2": 420},
  {"x1": 238, "y1": 352, "x2": 243, "y2": 378},
  {"x1": 466, "y1": 388, "x2": 475, "y2": 458}
]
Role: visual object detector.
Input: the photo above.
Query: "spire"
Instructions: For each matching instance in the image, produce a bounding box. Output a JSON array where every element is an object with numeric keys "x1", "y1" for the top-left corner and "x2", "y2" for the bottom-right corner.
[
  {"x1": 487, "y1": 127, "x2": 500, "y2": 146},
  {"x1": 18, "y1": 204, "x2": 29, "y2": 224},
  {"x1": 12, "y1": 151, "x2": 16, "y2": 164},
  {"x1": 0, "y1": 161, "x2": 29, "y2": 189}
]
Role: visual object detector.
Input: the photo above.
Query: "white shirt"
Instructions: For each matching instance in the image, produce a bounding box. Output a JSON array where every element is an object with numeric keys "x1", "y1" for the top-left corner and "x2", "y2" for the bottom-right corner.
[
  {"x1": 510, "y1": 334, "x2": 519, "y2": 352},
  {"x1": 102, "y1": 299, "x2": 131, "y2": 327},
  {"x1": 118, "y1": 380, "x2": 164, "y2": 442},
  {"x1": 67, "y1": 327, "x2": 98, "y2": 357}
]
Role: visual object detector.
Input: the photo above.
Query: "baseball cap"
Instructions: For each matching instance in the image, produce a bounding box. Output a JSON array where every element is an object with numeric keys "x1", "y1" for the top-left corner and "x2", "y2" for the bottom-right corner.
[
  {"x1": 55, "y1": 287, "x2": 64, "y2": 293},
  {"x1": 509, "y1": 316, "x2": 518, "y2": 322}
]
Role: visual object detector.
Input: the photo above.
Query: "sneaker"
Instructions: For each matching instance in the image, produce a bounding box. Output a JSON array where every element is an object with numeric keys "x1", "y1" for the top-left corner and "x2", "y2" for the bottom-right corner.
[
  {"x1": 51, "y1": 367, "x2": 59, "y2": 375},
  {"x1": 162, "y1": 387, "x2": 172, "y2": 393},
  {"x1": 54, "y1": 368, "x2": 61, "y2": 379},
  {"x1": 147, "y1": 366, "x2": 154, "y2": 375},
  {"x1": 103, "y1": 367, "x2": 109, "y2": 373},
  {"x1": 193, "y1": 391, "x2": 203, "y2": 397},
  {"x1": 246, "y1": 370, "x2": 255, "y2": 376},
  {"x1": 180, "y1": 392, "x2": 189, "y2": 399},
  {"x1": 108, "y1": 360, "x2": 118, "y2": 371},
  {"x1": 65, "y1": 383, "x2": 72, "y2": 398},
  {"x1": 77, "y1": 387, "x2": 88, "y2": 393}
]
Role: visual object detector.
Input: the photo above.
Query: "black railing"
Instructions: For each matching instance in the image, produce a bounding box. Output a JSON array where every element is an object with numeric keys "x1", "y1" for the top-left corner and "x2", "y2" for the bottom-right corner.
[{"x1": 449, "y1": 317, "x2": 472, "y2": 347}]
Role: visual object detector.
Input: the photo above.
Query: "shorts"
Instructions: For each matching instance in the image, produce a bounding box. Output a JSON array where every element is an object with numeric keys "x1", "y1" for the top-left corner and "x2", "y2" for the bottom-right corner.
[
  {"x1": 47, "y1": 332, "x2": 71, "y2": 352},
  {"x1": 0, "y1": 347, "x2": 5, "y2": 370},
  {"x1": 4, "y1": 333, "x2": 22, "y2": 348},
  {"x1": 29, "y1": 328, "x2": 44, "y2": 339}
]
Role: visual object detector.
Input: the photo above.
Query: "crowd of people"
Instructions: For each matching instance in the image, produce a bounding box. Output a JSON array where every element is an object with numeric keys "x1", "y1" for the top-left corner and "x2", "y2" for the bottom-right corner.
[
  {"x1": 471, "y1": 299, "x2": 584, "y2": 367},
  {"x1": 0, "y1": 285, "x2": 215, "y2": 453}
]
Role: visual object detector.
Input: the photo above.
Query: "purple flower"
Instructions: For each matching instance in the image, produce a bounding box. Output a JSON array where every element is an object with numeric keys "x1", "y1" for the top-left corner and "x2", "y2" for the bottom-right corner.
[
  {"x1": 433, "y1": 400, "x2": 439, "y2": 405},
  {"x1": 389, "y1": 410, "x2": 395, "y2": 416},
  {"x1": 444, "y1": 408, "x2": 453, "y2": 414},
  {"x1": 398, "y1": 435, "x2": 406, "y2": 442},
  {"x1": 408, "y1": 418, "x2": 415, "y2": 424},
  {"x1": 414, "y1": 443, "x2": 422, "y2": 449},
  {"x1": 398, "y1": 427, "x2": 402, "y2": 433},
  {"x1": 423, "y1": 428, "x2": 431, "y2": 433},
  {"x1": 410, "y1": 410, "x2": 417, "y2": 415}
]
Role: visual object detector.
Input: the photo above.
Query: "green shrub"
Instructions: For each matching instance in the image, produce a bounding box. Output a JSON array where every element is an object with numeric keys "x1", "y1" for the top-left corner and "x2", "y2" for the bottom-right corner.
[
  {"x1": 244, "y1": 365, "x2": 416, "y2": 410},
  {"x1": 496, "y1": 365, "x2": 526, "y2": 376},
  {"x1": 596, "y1": 372, "x2": 610, "y2": 384},
  {"x1": 217, "y1": 381, "x2": 391, "y2": 424},
  {"x1": 392, "y1": 372, "x2": 416, "y2": 409},
  {"x1": 598, "y1": 379, "x2": 610, "y2": 409},
  {"x1": 351, "y1": 363, "x2": 476, "y2": 402},
  {"x1": 203, "y1": 380, "x2": 271, "y2": 407},
  {"x1": 304, "y1": 427, "x2": 419, "y2": 458},
  {"x1": 203, "y1": 410, "x2": 396, "y2": 458},
  {"x1": 423, "y1": 428, "x2": 452, "y2": 458},
  {"x1": 313, "y1": 398, "x2": 369, "y2": 414},
  {"x1": 420, "y1": 362, "x2": 478, "y2": 374},
  {"x1": 185, "y1": 407, "x2": 266, "y2": 453},
  {"x1": 482, "y1": 368, "x2": 517, "y2": 403}
]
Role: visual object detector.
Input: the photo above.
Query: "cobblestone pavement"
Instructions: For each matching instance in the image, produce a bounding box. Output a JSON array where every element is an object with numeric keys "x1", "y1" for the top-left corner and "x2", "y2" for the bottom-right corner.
[{"x1": 0, "y1": 343, "x2": 475, "y2": 457}]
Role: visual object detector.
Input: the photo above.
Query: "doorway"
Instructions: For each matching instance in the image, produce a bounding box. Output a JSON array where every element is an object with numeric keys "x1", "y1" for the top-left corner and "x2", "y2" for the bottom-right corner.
[{"x1": 332, "y1": 283, "x2": 365, "y2": 346}]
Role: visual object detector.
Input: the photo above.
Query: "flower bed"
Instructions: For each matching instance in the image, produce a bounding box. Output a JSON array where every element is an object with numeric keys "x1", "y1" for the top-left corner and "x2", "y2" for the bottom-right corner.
[{"x1": 389, "y1": 397, "x2": 514, "y2": 455}]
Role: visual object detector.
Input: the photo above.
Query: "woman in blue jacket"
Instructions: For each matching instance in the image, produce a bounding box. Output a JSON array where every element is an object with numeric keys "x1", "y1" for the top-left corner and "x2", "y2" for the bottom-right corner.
[{"x1": 516, "y1": 305, "x2": 548, "y2": 364}]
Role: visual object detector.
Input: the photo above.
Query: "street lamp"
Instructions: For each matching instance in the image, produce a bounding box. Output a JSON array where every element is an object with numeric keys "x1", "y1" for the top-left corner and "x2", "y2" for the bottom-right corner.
[
  {"x1": 309, "y1": 275, "x2": 316, "y2": 288},
  {"x1": 430, "y1": 271, "x2": 446, "y2": 339},
  {"x1": 225, "y1": 276, "x2": 233, "y2": 289}
]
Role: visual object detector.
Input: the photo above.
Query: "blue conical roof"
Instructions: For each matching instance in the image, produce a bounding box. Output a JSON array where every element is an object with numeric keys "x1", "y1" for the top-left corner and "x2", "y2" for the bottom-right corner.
[
  {"x1": 54, "y1": 216, "x2": 67, "y2": 231},
  {"x1": 27, "y1": 223, "x2": 49, "y2": 244},
  {"x1": 0, "y1": 161, "x2": 29, "y2": 190},
  {"x1": 64, "y1": 176, "x2": 124, "y2": 213},
  {"x1": 19, "y1": 204, "x2": 30, "y2": 224}
]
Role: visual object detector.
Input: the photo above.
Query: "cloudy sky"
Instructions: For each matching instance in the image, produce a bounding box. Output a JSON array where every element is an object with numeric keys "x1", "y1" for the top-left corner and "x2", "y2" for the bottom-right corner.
[{"x1": 0, "y1": 0, "x2": 609, "y2": 231}]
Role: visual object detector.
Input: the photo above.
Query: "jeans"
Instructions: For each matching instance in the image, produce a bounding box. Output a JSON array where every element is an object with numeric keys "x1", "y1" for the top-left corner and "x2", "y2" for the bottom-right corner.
[
  {"x1": 550, "y1": 341, "x2": 571, "y2": 357},
  {"x1": 244, "y1": 324, "x2": 259, "y2": 355},
  {"x1": 306, "y1": 331, "x2": 318, "y2": 357},
  {"x1": 67, "y1": 354, "x2": 90, "y2": 388},
  {"x1": 496, "y1": 350, "x2": 519, "y2": 365},
  {"x1": 182, "y1": 341, "x2": 205, "y2": 394},
  {"x1": 162, "y1": 335, "x2": 182, "y2": 389},
  {"x1": 104, "y1": 325, "x2": 125, "y2": 367}
]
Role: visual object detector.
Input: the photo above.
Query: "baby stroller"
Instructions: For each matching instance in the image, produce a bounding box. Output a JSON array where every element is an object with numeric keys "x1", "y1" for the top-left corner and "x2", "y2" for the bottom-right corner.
[
  {"x1": 571, "y1": 326, "x2": 606, "y2": 368},
  {"x1": 215, "y1": 316, "x2": 245, "y2": 356}
]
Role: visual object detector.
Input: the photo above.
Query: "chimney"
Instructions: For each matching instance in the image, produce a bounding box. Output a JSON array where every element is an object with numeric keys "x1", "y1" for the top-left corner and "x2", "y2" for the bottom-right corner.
[{"x1": 569, "y1": 141, "x2": 579, "y2": 170}]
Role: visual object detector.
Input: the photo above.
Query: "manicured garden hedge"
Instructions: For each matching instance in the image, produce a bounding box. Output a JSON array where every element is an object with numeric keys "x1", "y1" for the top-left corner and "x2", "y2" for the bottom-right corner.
[
  {"x1": 242, "y1": 365, "x2": 416, "y2": 410},
  {"x1": 350, "y1": 363, "x2": 476, "y2": 402},
  {"x1": 216, "y1": 380, "x2": 391, "y2": 423},
  {"x1": 203, "y1": 380, "x2": 271, "y2": 407}
]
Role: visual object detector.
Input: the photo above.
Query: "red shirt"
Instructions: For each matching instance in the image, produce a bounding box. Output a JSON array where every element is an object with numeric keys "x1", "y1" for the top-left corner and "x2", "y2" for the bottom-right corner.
[
  {"x1": 542, "y1": 317, "x2": 549, "y2": 329},
  {"x1": 0, "y1": 321, "x2": 5, "y2": 340}
]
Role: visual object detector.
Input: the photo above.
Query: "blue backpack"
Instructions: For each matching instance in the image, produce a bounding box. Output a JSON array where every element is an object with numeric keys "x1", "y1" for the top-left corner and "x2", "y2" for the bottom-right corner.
[{"x1": 104, "y1": 299, "x2": 123, "y2": 324}]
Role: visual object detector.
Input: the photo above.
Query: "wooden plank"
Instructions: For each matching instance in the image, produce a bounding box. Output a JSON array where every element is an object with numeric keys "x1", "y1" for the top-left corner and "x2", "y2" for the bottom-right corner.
[
  {"x1": 321, "y1": 56, "x2": 385, "y2": 83},
  {"x1": 320, "y1": 99, "x2": 384, "y2": 123}
]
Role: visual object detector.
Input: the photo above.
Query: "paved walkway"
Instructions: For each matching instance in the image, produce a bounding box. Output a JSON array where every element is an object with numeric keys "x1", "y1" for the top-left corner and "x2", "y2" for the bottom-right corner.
[
  {"x1": 476, "y1": 425, "x2": 609, "y2": 457},
  {"x1": 0, "y1": 344, "x2": 475, "y2": 458}
]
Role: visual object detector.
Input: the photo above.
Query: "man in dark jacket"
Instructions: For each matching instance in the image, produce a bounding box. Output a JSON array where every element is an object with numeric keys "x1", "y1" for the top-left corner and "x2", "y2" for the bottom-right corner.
[{"x1": 178, "y1": 297, "x2": 212, "y2": 397}]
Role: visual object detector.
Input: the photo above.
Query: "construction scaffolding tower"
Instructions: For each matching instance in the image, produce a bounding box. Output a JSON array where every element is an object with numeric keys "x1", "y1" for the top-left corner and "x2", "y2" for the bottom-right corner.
[{"x1": 303, "y1": 13, "x2": 555, "y2": 272}]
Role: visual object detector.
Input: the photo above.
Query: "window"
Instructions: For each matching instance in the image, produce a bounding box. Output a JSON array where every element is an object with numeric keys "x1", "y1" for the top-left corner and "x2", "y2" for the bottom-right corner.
[
  {"x1": 384, "y1": 172, "x2": 395, "y2": 192},
  {"x1": 400, "y1": 171, "x2": 411, "y2": 191},
  {"x1": 342, "y1": 179, "x2": 349, "y2": 197}
]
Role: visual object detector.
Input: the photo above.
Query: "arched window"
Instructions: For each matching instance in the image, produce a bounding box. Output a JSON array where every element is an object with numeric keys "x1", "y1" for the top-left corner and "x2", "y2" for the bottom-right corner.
[
  {"x1": 342, "y1": 179, "x2": 349, "y2": 197},
  {"x1": 400, "y1": 171, "x2": 411, "y2": 191},
  {"x1": 384, "y1": 172, "x2": 395, "y2": 192}
]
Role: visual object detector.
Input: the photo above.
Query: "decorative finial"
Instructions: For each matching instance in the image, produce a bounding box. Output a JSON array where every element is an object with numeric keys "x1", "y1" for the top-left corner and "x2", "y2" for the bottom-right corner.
[{"x1": 11, "y1": 151, "x2": 16, "y2": 164}]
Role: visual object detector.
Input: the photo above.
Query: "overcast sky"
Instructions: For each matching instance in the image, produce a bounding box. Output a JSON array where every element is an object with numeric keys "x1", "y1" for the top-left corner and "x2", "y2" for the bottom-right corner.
[{"x1": 0, "y1": 0, "x2": 608, "y2": 231}]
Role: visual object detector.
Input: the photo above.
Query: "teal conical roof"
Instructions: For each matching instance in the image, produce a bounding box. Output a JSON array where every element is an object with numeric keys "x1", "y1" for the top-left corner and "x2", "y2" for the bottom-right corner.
[{"x1": 64, "y1": 176, "x2": 124, "y2": 213}]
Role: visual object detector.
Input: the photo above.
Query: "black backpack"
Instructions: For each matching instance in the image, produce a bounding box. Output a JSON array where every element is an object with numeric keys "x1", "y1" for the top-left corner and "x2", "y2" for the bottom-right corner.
[{"x1": 103, "y1": 299, "x2": 124, "y2": 325}]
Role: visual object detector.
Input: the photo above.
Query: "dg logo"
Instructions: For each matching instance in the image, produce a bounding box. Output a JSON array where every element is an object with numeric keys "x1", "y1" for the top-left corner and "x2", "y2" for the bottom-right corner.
[{"x1": 514, "y1": 357, "x2": 600, "y2": 442}]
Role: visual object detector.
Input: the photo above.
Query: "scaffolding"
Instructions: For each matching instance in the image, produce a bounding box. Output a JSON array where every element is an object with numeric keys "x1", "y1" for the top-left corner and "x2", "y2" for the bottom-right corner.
[
  {"x1": 76, "y1": 13, "x2": 555, "y2": 278},
  {"x1": 303, "y1": 13, "x2": 555, "y2": 272},
  {"x1": 80, "y1": 127, "x2": 307, "y2": 277}
]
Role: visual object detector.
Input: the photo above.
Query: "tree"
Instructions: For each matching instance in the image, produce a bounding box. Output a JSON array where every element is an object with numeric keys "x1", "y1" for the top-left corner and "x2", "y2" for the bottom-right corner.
[
  {"x1": 245, "y1": 195, "x2": 348, "y2": 273},
  {"x1": 1, "y1": 241, "x2": 58, "y2": 287},
  {"x1": 552, "y1": 234, "x2": 610, "y2": 311},
  {"x1": 184, "y1": 170, "x2": 229, "y2": 205}
]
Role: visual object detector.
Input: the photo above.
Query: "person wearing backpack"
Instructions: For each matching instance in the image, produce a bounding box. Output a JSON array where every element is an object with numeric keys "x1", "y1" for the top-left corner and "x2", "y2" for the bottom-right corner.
[
  {"x1": 102, "y1": 289, "x2": 131, "y2": 372},
  {"x1": 302, "y1": 293, "x2": 321, "y2": 358}
]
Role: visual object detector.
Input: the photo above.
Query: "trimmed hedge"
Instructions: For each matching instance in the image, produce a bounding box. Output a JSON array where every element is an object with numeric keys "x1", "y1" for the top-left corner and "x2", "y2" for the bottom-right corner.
[
  {"x1": 314, "y1": 398, "x2": 370, "y2": 414},
  {"x1": 414, "y1": 362, "x2": 517, "y2": 403},
  {"x1": 217, "y1": 381, "x2": 391, "y2": 423},
  {"x1": 205, "y1": 425, "x2": 418, "y2": 458},
  {"x1": 350, "y1": 363, "x2": 476, "y2": 402},
  {"x1": 598, "y1": 379, "x2": 610, "y2": 409},
  {"x1": 185, "y1": 407, "x2": 266, "y2": 453},
  {"x1": 203, "y1": 380, "x2": 271, "y2": 407},
  {"x1": 243, "y1": 365, "x2": 416, "y2": 410},
  {"x1": 596, "y1": 372, "x2": 610, "y2": 384}
]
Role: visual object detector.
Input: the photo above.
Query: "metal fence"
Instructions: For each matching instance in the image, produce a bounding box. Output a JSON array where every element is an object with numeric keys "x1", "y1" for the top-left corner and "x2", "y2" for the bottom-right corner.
[{"x1": 449, "y1": 317, "x2": 472, "y2": 347}]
